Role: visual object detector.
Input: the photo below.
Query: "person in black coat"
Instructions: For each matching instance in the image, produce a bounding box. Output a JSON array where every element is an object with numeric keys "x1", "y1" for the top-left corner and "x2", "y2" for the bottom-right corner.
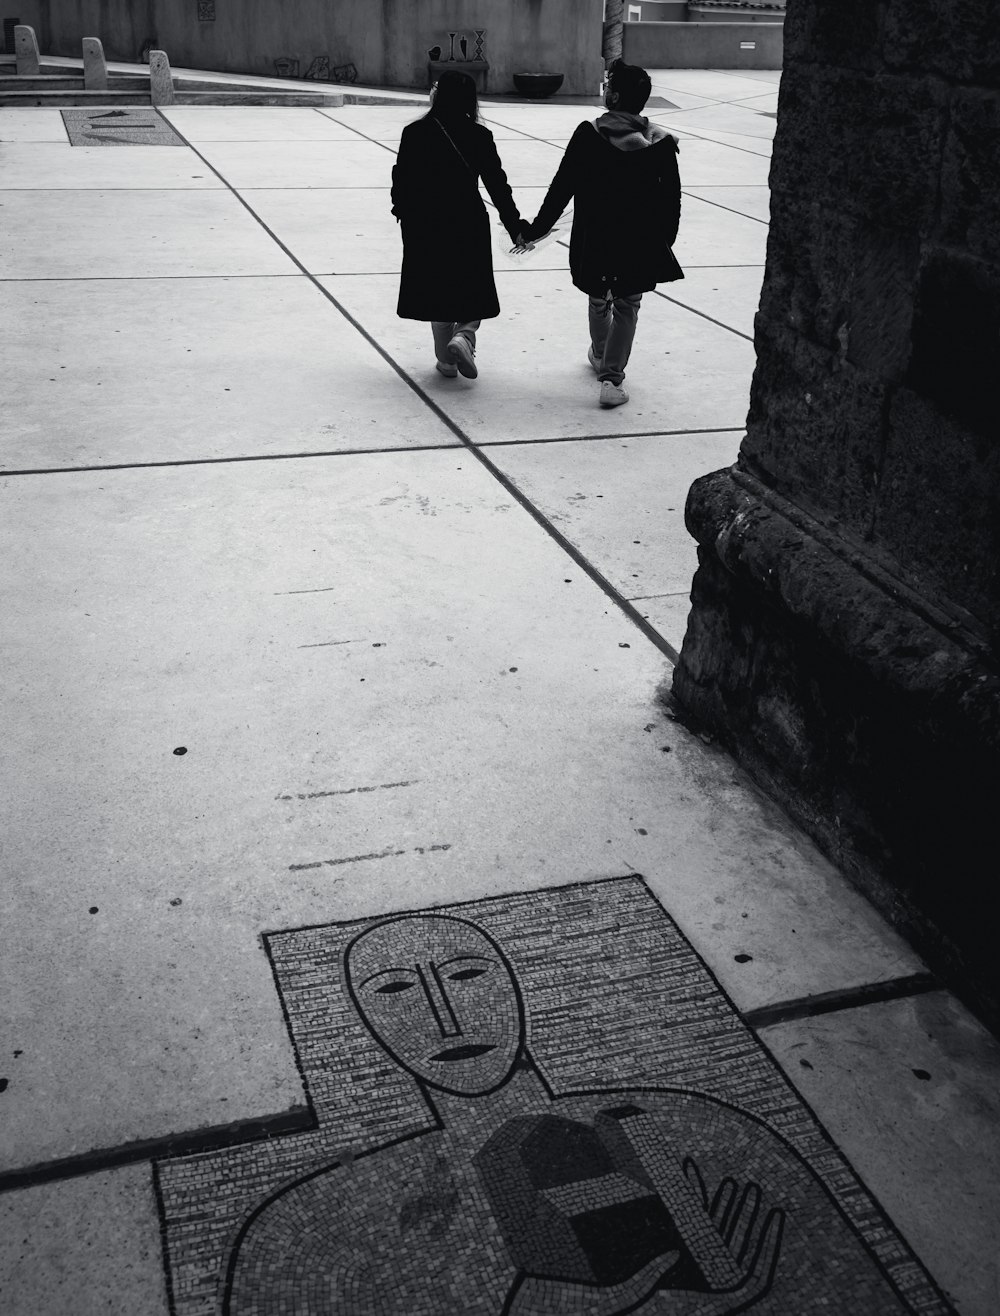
[
  {"x1": 391, "y1": 71, "x2": 525, "y2": 381},
  {"x1": 522, "y1": 60, "x2": 683, "y2": 409}
]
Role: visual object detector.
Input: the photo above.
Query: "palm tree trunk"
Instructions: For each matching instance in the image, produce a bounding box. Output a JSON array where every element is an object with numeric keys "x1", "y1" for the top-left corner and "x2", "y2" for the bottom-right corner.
[{"x1": 603, "y1": 0, "x2": 625, "y2": 66}]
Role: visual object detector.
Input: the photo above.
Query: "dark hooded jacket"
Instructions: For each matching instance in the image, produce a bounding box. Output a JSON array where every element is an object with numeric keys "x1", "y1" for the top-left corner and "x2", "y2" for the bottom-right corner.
[
  {"x1": 524, "y1": 112, "x2": 683, "y2": 297},
  {"x1": 391, "y1": 113, "x2": 523, "y2": 323}
]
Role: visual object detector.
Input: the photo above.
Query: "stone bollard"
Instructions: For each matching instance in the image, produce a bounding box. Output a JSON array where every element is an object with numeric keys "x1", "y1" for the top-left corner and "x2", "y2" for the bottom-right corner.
[
  {"x1": 14, "y1": 24, "x2": 40, "y2": 76},
  {"x1": 148, "y1": 49, "x2": 175, "y2": 105},
  {"x1": 82, "y1": 37, "x2": 108, "y2": 91}
]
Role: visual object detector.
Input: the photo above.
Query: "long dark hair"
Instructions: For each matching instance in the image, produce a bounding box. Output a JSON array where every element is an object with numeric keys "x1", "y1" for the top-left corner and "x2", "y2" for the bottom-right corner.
[{"x1": 427, "y1": 69, "x2": 480, "y2": 124}]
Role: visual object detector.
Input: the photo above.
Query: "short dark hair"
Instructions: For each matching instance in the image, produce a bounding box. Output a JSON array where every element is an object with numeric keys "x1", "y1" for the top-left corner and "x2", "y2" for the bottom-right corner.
[
  {"x1": 428, "y1": 69, "x2": 480, "y2": 123},
  {"x1": 607, "y1": 59, "x2": 652, "y2": 113}
]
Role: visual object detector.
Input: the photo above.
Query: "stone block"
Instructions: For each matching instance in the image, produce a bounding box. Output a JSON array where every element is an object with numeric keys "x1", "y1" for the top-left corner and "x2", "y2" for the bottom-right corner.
[
  {"x1": 757, "y1": 197, "x2": 853, "y2": 351},
  {"x1": 14, "y1": 23, "x2": 39, "y2": 76},
  {"x1": 781, "y1": 0, "x2": 886, "y2": 72},
  {"x1": 675, "y1": 466, "x2": 1000, "y2": 1030},
  {"x1": 760, "y1": 196, "x2": 918, "y2": 379},
  {"x1": 940, "y1": 89, "x2": 1000, "y2": 268},
  {"x1": 770, "y1": 65, "x2": 946, "y2": 232},
  {"x1": 874, "y1": 387, "x2": 999, "y2": 635},
  {"x1": 883, "y1": 0, "x2": 1000, "y2": 83},
  {"x1": 906, "y1": 247, "x2": 1000, "y2": 439},
  {"x1": 742, "y1": 323, "x2": 885, "y2": 536},
  {"x1": 82, "y1": 37, "x2": 108, "y2": 92},
  {"x1": 148, "y1": 49, "x2": 174, "y2": 106}
]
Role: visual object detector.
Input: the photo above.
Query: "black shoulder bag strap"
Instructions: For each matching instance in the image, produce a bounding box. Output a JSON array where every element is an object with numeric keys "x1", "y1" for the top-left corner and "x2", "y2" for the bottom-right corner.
[{"x1": 435, "y1": 118, "x2": 476, "y2": 176}]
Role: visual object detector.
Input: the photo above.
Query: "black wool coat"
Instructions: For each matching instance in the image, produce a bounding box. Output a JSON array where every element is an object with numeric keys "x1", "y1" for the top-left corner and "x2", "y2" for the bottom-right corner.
[
  {"x1": 391, "y1": 115, "x2": 523, "y2": 323},
  {"x1": 524, "y1": 122, "x2": 683, "y2": 298}
]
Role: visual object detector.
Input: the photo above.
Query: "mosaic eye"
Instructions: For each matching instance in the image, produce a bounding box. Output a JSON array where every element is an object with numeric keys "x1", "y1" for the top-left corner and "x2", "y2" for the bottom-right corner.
[
  {"x1": 375, "y1": 980, "x2": 414, "y2": 994},
  {"x1": 447, "y1": 967, "x2": 487, "y2": 981}
]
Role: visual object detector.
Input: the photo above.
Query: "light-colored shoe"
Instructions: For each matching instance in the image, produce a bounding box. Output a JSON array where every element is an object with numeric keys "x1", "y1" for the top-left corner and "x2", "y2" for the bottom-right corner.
[
  {"x1": 436, "y1": 360, "x2": 458, "y2": 378},
  {"x1": 448, "y1": 334, "x2": 478, "y2": 379},
  {"x1": 588, "y1": 344, "x2": 602, "y2": 373},
  {"x1": 599, "y1": 380, "x2": 629, "y2": 408}
]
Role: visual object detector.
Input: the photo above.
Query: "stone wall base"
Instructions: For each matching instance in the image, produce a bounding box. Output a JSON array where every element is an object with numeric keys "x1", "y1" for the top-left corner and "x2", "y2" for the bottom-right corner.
[{"x1": 673, "y1": 466, "x2": 999, "y2": 1030}]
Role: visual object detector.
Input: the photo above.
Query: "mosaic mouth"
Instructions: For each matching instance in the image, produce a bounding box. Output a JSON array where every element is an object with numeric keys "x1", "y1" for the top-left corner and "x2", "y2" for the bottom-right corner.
[{"x1": 431, "y1": 1043, "x2": 495, "y2": 1061}]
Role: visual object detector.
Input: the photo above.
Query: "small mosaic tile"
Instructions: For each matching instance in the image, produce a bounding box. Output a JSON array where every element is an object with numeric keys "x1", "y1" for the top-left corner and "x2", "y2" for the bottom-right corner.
[{"x1": 154, "y1": 877, "x2": 953, "y2": 1314}]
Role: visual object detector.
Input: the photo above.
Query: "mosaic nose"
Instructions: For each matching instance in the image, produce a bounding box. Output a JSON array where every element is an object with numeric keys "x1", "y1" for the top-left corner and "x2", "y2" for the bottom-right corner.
[{"x1": 419, "y1": 961, "x2": 464, "y2": 1041}]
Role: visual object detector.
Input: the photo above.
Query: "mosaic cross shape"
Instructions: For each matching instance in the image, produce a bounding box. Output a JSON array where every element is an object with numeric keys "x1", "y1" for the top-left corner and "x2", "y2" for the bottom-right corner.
[{"x1": 154, "y1": 877, "x2": 953, "y2": 1314}]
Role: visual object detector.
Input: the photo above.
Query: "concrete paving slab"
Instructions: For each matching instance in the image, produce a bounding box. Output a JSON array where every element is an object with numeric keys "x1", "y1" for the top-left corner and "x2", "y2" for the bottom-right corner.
[
  {"x1": 486, "y1": 431, "x2": 741, "y2": 599},
  {"x1": 666, "y1": 124, "x2": 774, "y2": 157},
  {"x1": 685, "y1": 183, "x2": 773, "y2": 223},
  {"x1": 632, "y1": 590, "x2": 694, "y2": 655},
  {"x1": 0, "y1": 142, "x2": 222, "y2": 189},
  {"x1": 190, "y1": 137, "x2": 395, "y2": 189},
  {"x1": 2, "y1": 276, "x2": 458, "y2": 470},
  {"x1": 730, "y1": 90, "x2": 781, "y2": 111},
  {"x1": 673, "y1": 193, "x2": 770, "y2": 266},
  {"x1": 660, "y1": 263, "x2": 765, "y2": 337},
  {"x1": 160, "y1": 105, "x2": 369, "y2": 141},
  {"x1": 672, "y1": 136, "x2": 772, "y2": 186},
  {"x1": 479, "y1": 105, "x2": 610, "y2": 136},
  {"x1": 2, "y1": 449, "x2": 923, "y2": 1167},
  {"x1": 650, "y1": 70, "x2": 787, "y2": 101},
  {"x1": 243, "y1": 186, "x2": 403, "y2": 274},
  {"x1": 660, "y1": 102, "x2": 778, "y2": 140},
  {"x1": 0, "y1": 108, "x2": 69, "y2": 141},
  {"x1": 643, "y1": 84, "x2": 721, "y2": 111},
  {"x1": 1, "y1": 189, "x2": 297, "y2": 280},
  {"x1": 760, "y1": 992, "x2": 1000, "y2": 1316},
  {"x1": 319, "y1": 270, "x2": 758, "y2": 439},
  {"x1": 322, "y1": 105, "x2": 544, "y2": 144},
  {"x1": 470, "y1": 136, "x2": 567, "y2": 186},
  {"x1": 0, "y1": 1164, "x2": 168, "y2": 1316},
  {"x1": 320, "y1": 104, "x2": 434, "y2": 134},
  {"x1": 722, "y1": 69, "x2": 784, "y2": 86}
]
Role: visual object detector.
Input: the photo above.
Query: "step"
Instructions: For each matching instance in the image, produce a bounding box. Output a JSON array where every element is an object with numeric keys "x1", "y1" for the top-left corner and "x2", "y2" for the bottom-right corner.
[
  {"x1": 0, "y1": 88, "x2": 152, "y2": 107},
  {"x1": 0, "y1": 75, "x2": 150, "y2": 92},
  {"x1": 172, "y1": 90, "x2": 346, "y2": 106},
  {"x1": 0, "y1": 87, "x2": 349, "y2": 109}
]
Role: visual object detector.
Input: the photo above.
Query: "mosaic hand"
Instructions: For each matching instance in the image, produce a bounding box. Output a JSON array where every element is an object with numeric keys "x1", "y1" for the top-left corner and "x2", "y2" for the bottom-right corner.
[
  {"x1": 504, "y1": 1252, "x2": 682, "y2": 1316},
  {"x1": 646, "y1": 1159, "x2": 785, "y2": 1314}
]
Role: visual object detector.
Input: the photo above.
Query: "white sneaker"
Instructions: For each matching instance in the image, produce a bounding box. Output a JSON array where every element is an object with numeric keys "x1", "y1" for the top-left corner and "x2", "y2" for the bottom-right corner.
[
  {"x1": 436, "y1": 360, "x2": 458, "y2": 378},
  {"x1": 599, "y1": 380, "x2": 629, "y2": 408},
  {"x1": 448, "y1": 335, "x2": 478, "y2": 379}
]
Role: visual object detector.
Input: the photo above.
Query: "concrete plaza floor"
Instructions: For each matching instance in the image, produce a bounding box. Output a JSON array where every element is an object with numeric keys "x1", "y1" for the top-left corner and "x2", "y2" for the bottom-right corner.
[{"x1": 2, "y1": 69, "x2": 998, "y2": 1315}]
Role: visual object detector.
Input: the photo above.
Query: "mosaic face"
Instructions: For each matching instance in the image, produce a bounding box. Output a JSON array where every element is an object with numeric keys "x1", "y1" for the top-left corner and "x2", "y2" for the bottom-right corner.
[{"x1": 345, "y1": 915, "x2": 525, "y2": 1096}]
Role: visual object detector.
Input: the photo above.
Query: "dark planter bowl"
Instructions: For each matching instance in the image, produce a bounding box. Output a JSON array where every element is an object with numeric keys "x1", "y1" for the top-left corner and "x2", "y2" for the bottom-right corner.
[{"x1": 513, "y1": 72, "x2": 564, "y2": 99}]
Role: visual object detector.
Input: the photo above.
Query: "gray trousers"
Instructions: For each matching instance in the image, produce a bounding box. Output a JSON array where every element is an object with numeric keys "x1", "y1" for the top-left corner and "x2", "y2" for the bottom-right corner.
[
  {"x1": 589, "y1": 292, "x2": 642, "y2": 385},
  {"x1": 431, "y1": 320, "x2": 481, "y2": 363}
]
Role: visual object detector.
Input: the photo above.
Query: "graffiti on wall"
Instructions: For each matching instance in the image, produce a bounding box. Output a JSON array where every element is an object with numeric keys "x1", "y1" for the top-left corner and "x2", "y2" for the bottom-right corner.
[
  {"x1": 273, "y1": 55, "x2": 358, "y2": 83},
  {"x1": 428, "y1": 29, "x2": 487, "y2": 64},
  {"x1": 197, "y1": 0, "x2": 216, "y2": 21}
]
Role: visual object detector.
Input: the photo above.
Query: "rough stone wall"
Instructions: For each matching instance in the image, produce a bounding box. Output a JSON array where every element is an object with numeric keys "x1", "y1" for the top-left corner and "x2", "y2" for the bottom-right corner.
[
  {"x1": 747, "y1": 0, "x2": 1000, "y2": 640},
  {"x1": 674, "y1": 0, "x2": 1000, "y2": 1027}
]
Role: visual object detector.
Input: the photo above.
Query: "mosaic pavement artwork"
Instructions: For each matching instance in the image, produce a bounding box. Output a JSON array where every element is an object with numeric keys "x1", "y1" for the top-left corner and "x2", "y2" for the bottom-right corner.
[
  {"x1": 61, "y1": 108, "x2": 185, "y2": 147},
  {"x1": 154, "y1": 877, "x2": 954, "y2": 1315}
]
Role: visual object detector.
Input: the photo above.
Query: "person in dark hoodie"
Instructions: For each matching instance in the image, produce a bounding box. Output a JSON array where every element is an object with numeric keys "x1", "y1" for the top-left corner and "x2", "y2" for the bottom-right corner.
[
  {"x1": 391, "y1": 70, "x2": 525, "y2": 381},
  {"x1": 522, "y1": 60, "x2": 683, "y2": 408}
]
